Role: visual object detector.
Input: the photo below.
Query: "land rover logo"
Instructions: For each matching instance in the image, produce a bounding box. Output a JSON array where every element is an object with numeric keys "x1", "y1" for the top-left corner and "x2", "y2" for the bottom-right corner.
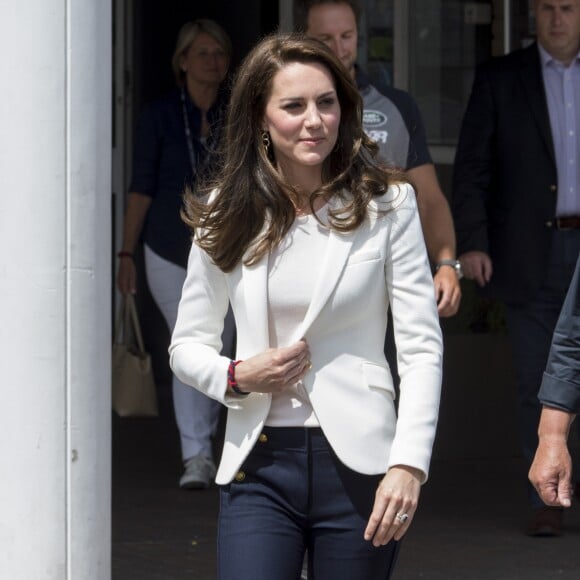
[{"x1": 363, "y1": 110, "x2": 387, "y2": 127}]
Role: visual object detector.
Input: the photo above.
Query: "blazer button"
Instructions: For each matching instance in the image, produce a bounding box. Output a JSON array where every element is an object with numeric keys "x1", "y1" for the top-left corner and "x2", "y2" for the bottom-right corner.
[
  {"x1": 235, "y1": 471, "x2": 246, "y2": 482},
  {"x1": 550, "y1": 184, "x2": 557, "y2": 192},
  {"x1": 258, "y1": 433, "x2": 268, "y2": 443},
  {"x1": 545, "y1": 220, "x2": 553, "y2": 228}
]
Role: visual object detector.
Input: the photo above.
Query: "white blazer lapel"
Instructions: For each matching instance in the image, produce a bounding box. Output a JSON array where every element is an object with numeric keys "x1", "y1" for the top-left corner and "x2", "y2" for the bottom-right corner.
[
  {"x1": 291, "y1": 201, "x2": 360, "y2": 341},
  {"x1": 241, "y1": 198, "x2": 360, "y2": 347}
]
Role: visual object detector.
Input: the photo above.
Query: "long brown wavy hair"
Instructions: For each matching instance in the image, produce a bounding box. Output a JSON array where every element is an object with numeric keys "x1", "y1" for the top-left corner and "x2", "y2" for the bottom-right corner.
[{"x1": 182, "y1": 32, "x2": 406, "y2": 272}]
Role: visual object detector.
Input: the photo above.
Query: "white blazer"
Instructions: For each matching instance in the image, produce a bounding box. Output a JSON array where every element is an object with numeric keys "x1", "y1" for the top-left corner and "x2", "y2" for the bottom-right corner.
[{"x1": 170, "y1": 183, "x2": 442, "y2": 485}]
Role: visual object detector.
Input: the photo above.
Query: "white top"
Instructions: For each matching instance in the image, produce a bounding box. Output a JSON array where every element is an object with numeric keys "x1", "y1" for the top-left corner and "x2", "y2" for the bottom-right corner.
[{"x1": 266, "y1": 205, "x2": 329, "y2": 427}]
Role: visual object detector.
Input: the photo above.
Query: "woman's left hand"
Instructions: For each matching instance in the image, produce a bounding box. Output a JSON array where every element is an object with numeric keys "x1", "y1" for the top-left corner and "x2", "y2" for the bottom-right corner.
[{"x1": 364, "y1": 465, "x2": 422, "y2": 546}]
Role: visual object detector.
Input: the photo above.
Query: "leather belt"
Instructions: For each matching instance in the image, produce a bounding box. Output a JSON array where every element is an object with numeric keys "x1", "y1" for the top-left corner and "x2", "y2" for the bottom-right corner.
[{"x1": 549, "y1": 216, "x2": 580, "y2": 230}]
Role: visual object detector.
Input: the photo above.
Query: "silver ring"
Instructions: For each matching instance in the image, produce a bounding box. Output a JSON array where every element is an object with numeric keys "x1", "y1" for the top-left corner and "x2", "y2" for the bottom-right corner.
[{"x1": 396, "y1": 512, "x2": 409, "y2": 524}]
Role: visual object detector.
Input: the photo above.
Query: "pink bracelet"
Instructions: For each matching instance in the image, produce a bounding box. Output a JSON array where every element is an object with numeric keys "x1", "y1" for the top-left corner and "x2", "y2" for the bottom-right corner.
[{"x1": 227, "y1": 360, "x2": 248, "y2": 396}]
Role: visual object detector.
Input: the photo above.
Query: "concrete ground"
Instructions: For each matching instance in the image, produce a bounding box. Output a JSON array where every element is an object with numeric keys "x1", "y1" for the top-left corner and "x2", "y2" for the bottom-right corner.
[{"x1": 112, "y1": 391, "x2": 580, "y2": 580}]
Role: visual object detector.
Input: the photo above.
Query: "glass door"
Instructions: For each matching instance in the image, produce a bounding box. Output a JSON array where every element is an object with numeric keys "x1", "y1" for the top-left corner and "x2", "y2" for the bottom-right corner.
[
  {"x1": 358, "y1": 0, "x2": 396, "y2": 94},
  {"x1": 405, "y1": 0, "x2": 492, "y2": 147},
  {"x1": 509, "y1": 0, "x2": 536, "y2": 51},
  {"x1": 359, "y1": 0, "x2": 494, "y2": 158}
]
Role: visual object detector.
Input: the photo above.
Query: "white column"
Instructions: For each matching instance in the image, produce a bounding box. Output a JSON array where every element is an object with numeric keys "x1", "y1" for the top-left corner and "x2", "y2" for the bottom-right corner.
[{"x1": 0, "y1": 1, "x2": 112, "y2": 578}]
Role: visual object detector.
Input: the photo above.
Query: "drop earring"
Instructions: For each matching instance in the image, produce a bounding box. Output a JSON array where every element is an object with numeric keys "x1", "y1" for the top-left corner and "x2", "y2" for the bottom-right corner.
[{"x1": 262, "y1": 131, "x2": 271, "y2": 154}]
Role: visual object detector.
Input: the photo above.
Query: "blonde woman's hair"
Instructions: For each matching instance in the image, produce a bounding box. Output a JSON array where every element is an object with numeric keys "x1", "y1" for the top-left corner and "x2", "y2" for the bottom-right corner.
[{"x1": 171, "y1": 19, "x2": 232, "y2": 85}]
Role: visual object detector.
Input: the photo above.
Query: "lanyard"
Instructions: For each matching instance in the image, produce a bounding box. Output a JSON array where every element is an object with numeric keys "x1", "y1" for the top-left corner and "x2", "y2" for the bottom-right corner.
[{"x1": 181, "y1": 87, "x2": 206, "y2": 177}]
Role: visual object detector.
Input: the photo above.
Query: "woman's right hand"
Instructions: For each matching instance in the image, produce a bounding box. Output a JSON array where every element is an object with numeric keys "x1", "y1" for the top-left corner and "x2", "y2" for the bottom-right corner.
[
  {"x1": 234, "y1": 339, "x2": 311, "y2": 394},
  {"x1": 116, "y1": 256, "x2": 137, "y2": 295}
]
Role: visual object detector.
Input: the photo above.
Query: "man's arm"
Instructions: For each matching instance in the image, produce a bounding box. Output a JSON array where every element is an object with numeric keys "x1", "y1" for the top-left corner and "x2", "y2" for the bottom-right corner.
[
  {"x1": 538, "y1": 256, "x2": 580, "y2": 412},
  {"x1": 408, "y1": 163, "x2": 460, "y2": 317},
  {"x1": 397, "y1": 90, "x2": 461, "y2": 317}
]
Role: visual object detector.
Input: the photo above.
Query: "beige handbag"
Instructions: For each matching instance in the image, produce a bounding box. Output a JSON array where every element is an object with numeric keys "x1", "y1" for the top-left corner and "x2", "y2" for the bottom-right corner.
[{"x1": 112, "y1": 294, "x2": 158, "y2": 417}]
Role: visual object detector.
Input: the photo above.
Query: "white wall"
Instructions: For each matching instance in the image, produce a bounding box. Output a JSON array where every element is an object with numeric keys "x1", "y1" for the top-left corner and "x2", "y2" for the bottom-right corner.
[{"x1": 0, "y1": 1, "x2": 112, "y2": 578}]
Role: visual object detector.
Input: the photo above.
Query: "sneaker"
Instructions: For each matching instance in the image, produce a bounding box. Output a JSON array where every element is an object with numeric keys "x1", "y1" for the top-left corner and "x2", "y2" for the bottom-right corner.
[{"x1": 179, "y1": 454, "x2": 216, "y2": 490}]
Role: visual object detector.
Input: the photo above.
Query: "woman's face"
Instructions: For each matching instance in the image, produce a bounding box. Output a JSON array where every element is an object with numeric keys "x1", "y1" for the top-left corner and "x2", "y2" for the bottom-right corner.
[
  {"x1": 262, "y1": 61, "x2": 341, "y2": 181},
  {"x1": 181, "y1": 32, "x2": 229, "y2": 87}
]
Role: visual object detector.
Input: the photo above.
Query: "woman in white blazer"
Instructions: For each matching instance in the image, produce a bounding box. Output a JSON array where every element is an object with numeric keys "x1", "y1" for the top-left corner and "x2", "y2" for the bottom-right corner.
[{"x1": 170, "y1": 33, "x2": 442, "y2": 580}]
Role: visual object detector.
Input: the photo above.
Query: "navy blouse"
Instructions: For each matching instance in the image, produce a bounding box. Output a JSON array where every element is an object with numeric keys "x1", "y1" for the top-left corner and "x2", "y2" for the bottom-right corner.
[{"x1": 129, "y1": 86, "x2": 228, "y2": 267}]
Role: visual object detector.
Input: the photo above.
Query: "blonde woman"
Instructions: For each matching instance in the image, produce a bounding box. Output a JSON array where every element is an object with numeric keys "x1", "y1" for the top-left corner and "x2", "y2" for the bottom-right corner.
[{"x1": 117, "y1": 20, "x2": 234, "y2": 489}]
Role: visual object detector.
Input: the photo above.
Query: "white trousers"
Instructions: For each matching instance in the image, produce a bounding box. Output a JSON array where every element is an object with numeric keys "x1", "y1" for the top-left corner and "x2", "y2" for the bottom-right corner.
[{"x1": 144, "y1": 245, "x2": 235, "y2": 461}]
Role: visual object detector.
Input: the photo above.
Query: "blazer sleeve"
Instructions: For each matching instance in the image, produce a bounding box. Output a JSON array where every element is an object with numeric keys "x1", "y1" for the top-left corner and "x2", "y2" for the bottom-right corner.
[
  {"x1": 452, "y1": 63, "x2": 496, "y2": 255},
  {"x1": 538, "y1": 256, "x2": 580, "y2": 414},
  {"x1": 169, "y1": 240, "x2": 244, "y2": 409},
  {"x1": 384, "y1": 185, "x2": 443, "y2": 480}
]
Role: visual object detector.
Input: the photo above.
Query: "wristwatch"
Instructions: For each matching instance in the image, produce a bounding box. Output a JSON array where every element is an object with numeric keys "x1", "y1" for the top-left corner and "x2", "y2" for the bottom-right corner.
[{"x1": 435, "y1": 259, "x2": 463, "y2": 280}]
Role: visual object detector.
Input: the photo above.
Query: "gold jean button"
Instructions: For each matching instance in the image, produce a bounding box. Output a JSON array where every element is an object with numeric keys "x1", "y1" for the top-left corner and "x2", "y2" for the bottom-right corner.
[
  {"x1": 258, "y1": 433, "x2": 268, "y2": 443},
  {"x1": 235, "y1": 471, "x2": 246, "y2": 482}
]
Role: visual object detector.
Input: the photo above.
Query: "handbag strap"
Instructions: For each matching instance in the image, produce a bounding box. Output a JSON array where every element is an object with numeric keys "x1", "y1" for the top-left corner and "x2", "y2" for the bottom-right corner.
[{"x1": 114, "y1": 294, "x2": 147, "y2": 354}]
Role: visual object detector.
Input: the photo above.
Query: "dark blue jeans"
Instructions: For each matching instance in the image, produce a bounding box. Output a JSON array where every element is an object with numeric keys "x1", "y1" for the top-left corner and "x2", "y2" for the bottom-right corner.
[
  {"x1": 504, "y1": 230, "x2": 580, "y2": 508},
  {"x1": 218, "y1": 427, "x2": 400, "y2": 580}
]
